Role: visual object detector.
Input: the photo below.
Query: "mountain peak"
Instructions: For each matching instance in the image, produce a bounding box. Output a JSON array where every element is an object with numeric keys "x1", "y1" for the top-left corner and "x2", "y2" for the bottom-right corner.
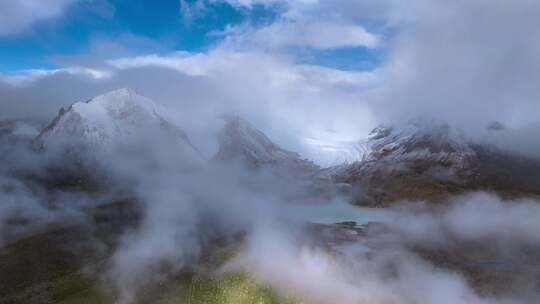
[
  {"x1": 83, "y1": 88, "x2": 148, "y2": 107},
  {"x1": 77, "y1": 88, "x2": 164, "y2": 119},
  {"x1": 36, "y1": 89, "x2": 197, "y2": 155},
  {"x1": 214, "y1": 115, "x2": 298, "y2": 163},
  {"x1": 214, "y1": 115, "x2": 318, "y2": 176},
  {"x1": 332, "y1": 119, "x2": 540, "y2": 206},
  {"x1": 363, "y1": 120, "x2": 474, "y2": 163},
  {"x1": 486, "y1": 121, "x2": 506, "y2": 131},
  {"x1": 86, "y1": 87, "x2": 136, "y2": 103}
]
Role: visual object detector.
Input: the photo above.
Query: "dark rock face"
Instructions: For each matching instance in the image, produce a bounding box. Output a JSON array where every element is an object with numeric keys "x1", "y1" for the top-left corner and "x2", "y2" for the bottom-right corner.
[
  {"x1": 470, "y1": 143, "x2": 540, "y2": 197},
  {"x1": 214, "y1": 116, "x2": 319, "y2": 178}
]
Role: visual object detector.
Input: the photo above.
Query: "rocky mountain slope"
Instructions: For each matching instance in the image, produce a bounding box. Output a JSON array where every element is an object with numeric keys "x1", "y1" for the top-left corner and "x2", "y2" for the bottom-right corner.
[
  {"x1": 28, "y1": 88, "x2": 202, "y2": 191},
  {"x1": 331, "y1": 120, "x2": 540, "y2": 206},
  {"x1": 214, "y1": 115, "x2": 319, "y2": 178},
  {"x1": 2, "y1": 91, "x2": 540, "y2": 303},
  {"x1": 36, "y1": 88, "x2": 199, "y2": 156}
]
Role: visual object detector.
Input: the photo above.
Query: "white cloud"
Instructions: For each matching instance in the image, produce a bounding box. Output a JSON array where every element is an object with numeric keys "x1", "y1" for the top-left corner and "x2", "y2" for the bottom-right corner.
[
  {"x1": 192, "y1": 0, "x2": 381, "y2": 50},
  {"x1": 108, "y1": 50, "x2": 378, "y2": 160},
  {"x1": 209, "y1": 0, "x2": 315, "y2": 8},
  {"x1": 108, "y1": 50, "x2": 378, "y2": 86},
  {"x1": 109, "y1": 52, "x2": 208, "y2": 76},
  {"x1": 372, "y1": 0, "x2": 540, "y2": 130},
  {"x1": 223, "y1": 21, "x2": 379, "y2": 50},
  {"x1": 0, "y1": 0, "x2": 78, "y2": 36},
  {"x1": 179, "y1": 0, "x2": 207, "y2": 25},
  {"x1": 0, "y1": 66, "x2": 112, "y2": 86}
]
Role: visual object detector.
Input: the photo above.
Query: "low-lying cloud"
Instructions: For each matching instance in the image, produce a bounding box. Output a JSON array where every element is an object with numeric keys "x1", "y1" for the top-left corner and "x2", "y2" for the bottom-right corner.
[{"x1": 225, "y1": 192, "x2": 540, "y2": 304}]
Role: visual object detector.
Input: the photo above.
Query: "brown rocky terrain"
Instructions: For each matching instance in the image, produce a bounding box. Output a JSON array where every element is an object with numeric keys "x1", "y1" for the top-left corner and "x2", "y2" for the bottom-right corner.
[{"x1": 330, "y1": 122, "x2": 540, "y2": 206}]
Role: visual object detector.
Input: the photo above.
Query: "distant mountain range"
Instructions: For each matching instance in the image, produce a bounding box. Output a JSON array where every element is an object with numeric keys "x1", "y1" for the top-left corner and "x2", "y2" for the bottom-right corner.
[
  {"x1": 2, "y1": 88, "x2": 540, "y2": 303},
  {"x1": 4, "y1": 88, "x2": 540, "y2": 205},
  {"x1": 329, "y1": 120, "x2": 540, "y2": 205}
]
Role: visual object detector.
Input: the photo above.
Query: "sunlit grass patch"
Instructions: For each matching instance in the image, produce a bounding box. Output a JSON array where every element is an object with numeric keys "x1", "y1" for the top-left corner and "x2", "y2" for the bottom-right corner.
[{"x1": 178, "y1": 272, "x2": 299, "y2": 304}]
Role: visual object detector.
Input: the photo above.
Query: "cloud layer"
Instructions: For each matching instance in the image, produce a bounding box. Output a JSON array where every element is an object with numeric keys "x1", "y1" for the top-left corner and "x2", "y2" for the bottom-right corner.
[
  {"x1": 376, "y1": 0, "x2": 540, "y2": 129},
  {"x1": 0, "y1": 0, "x2": 77, "y2": 36}
]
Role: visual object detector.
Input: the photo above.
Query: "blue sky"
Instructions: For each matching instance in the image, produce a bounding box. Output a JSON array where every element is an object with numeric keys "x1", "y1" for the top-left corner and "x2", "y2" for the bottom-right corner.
[
  {"x1": 0, "y1": 0, "x2": 242, "y2": 71},
  {"x1": 0, "y1": 0, "x2": 381, "y2": 73}
]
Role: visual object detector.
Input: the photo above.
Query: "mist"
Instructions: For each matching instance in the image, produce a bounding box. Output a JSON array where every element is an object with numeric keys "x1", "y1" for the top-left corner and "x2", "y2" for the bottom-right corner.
[
  {"x1": 1, "y1": 1, "x2": 540, "y2": 303},
  {"x1": 370, "y1": 0, "x2": 540, "y2": 158},
  {"x1": 1, "y1": 91, "x2": 540, "y2": 303}
]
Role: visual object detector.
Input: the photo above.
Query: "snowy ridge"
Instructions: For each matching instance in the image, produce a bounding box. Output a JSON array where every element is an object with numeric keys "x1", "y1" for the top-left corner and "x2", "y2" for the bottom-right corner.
[
  {"x1": 325, "y1": 119, "x2": 540, "y2": 205},
  {"x1": 329, "y1": 119, "x2": 482, "y2": 189},
  {"x1": 214, "y1": 115, "x2": 318, "y2": 176},
  {"x1": 361, "y1": 120, "x2": 476, "y2": 169},
  {"x1": 214, "y1": 115, "x2": 299, "y2": 162},
  {"x1": 37, "y1": 88, "x2": 199, "y2": 154}
]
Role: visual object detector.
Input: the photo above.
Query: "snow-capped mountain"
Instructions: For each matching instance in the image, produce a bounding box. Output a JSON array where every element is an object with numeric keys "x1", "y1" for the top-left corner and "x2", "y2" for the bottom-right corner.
[
  {"x1": 37, "y1": 88, "x2": 199, "y2": 155},
  {"x1": 317, "y1": 121, "x2": 475, "y2": 180},
  {"x1": 331, "y1": 120, "x2": 540, "y2": 206},
  {"x1": 214, "y1": 115, "x2": 319, "y2": 177},
  {"x1": 359, "y1": 120, "x2": 477, "y2": 178}
]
